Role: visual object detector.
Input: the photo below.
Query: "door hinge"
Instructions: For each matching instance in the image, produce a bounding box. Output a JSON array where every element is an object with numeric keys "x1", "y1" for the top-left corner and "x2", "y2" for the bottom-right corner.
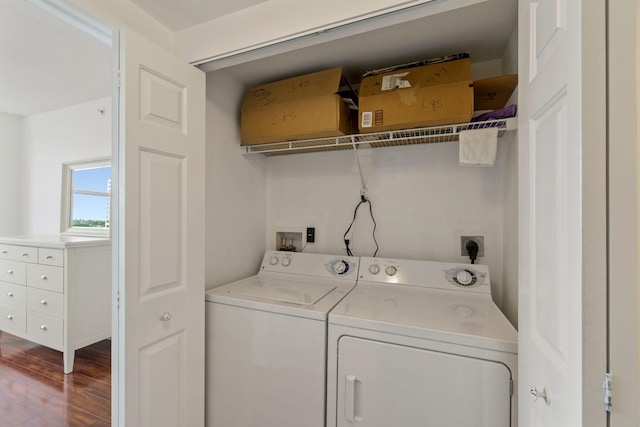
[
  {"x1": 117, "y1": 69, "x2": 121, "y2": 89},
  {"x1": 509, "y1": 378, "x2": 514, "y2": 397},
  {"x1": 603, "y1": 373, "x2": 612, "y2": 412},
  {"x1": 116, "y1": 289, "x2": 120, "y2": 310}
]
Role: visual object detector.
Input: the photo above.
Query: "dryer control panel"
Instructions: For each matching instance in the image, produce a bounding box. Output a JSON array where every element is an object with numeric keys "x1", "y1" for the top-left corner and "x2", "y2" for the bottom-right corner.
[{"x1": 359, "y1": 257, "x2": 491, "y2": 294}]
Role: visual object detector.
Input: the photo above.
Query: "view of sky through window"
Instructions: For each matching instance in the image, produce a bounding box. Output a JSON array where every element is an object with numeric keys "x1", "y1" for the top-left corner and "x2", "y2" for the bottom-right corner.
[{"x1": 72, "y1": 166, "x2": 111, "y2": 227}]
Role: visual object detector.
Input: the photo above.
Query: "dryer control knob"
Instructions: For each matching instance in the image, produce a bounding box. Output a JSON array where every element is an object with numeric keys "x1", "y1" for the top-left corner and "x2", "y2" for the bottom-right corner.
[
  {"x1": 385, "y1": 266, "x2": 397, "y2": 276},
  {"x1": 368, "y1": 264, "x2": 380, "y2": 275},
  {"x1": 269, "y1": 256, "x2": 278, "y2": 265},
  {"x1": 281, "y1": 257, "x2": 291, "y2": 267},
  {"x1": 456, "y1": 270, "x2": 474, "y2": 286}
]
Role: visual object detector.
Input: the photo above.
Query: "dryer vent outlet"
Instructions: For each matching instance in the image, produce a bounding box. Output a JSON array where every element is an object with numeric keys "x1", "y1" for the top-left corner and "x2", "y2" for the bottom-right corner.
[{"x1": 460, "y1": 236, "x2": 484, "y2": 258}]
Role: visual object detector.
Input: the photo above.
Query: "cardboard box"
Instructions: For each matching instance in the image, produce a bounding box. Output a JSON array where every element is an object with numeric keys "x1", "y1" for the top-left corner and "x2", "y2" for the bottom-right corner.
[
  {"x1": 358, "y1": 56, "x2": 474, "y2": 133},
  {"x1": 473, "y1": 74, "x2": 518, "y2": 111},
  {"x1": 240, "y1": 67, "x2": 357, "y2": 145}
]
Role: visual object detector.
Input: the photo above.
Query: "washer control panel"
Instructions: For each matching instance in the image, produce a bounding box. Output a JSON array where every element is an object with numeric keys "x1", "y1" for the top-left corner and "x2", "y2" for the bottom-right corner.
[
  {"x1": 261, "y1": 251, "x2": 359, "y2": 280},
  {"x1": 359, "y1": 257, "x2": 491, "y2": 294}
]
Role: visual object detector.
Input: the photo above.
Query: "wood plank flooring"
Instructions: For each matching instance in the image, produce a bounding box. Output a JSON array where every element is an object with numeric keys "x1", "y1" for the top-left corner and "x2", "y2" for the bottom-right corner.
[{"x1": 0, "y1": 332, "x2": 111, "y2": 426}]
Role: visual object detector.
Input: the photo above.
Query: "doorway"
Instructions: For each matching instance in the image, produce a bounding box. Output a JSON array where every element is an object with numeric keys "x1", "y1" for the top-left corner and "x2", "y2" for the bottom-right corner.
[{"x1": 0, "y1": 0, "x2": 114, "y2": 424}]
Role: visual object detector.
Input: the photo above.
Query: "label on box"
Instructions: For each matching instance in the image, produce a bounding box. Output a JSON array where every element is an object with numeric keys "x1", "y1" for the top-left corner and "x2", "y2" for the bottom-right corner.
[
  {"x1": 381, "y1": 73, "x2": 411, "y2": 91},
  {"x1": 361, "y1": 112, "x2": 373, "y2": 128}
]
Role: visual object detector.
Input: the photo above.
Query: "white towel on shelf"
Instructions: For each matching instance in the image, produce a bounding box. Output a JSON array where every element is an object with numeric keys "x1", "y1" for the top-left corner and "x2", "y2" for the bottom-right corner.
[{"x1": 458, "y1": 128, "x2": 499, "y2": 167}]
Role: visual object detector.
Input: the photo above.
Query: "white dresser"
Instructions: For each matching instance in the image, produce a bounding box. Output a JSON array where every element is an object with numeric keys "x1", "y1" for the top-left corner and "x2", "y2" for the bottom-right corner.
[{"x1": 0, "y1": 235, "x2": 111, "y2": 373}]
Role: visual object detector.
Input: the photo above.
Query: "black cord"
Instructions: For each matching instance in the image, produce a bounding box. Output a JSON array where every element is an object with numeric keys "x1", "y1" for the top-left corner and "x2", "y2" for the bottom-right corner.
[
  {"x1": 343, "y1": 194, "x2": 379, "y2": 257},
  {"x1": 466, "y1": 240, "x2": 479, "y2": 264}
]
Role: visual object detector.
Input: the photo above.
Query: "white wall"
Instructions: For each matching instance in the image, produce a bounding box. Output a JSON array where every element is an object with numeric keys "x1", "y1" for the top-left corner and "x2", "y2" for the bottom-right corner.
[
  {"x1": 265, "y1": 138, "x2": 515, "y2": 315},
  {"x1": 21, "y1": 98, "x2": 112, "y2": 234},
  {"x1": 500, "y1": 25, "x2": 519, "y2": 327},
  {"x1": 0, "y1": 113, "x2": 24, "y2": 235},
  {"x1": 500, "y1": 131, "x2": 517, "y2": 326},
  {"x1": 204, "y1": 71, "x2": 268, "y2": 289}
]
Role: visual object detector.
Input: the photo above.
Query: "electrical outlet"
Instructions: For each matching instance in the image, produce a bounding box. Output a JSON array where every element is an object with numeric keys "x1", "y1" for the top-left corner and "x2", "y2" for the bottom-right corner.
[{"x1": 460, "y1": 236, "x2": 484, "y2": 257}]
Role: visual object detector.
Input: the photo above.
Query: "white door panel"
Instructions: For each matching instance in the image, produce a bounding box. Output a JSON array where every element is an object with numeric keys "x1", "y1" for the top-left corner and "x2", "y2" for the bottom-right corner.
[
  {"x1": 119, "y1": 28, "x2": 205, "y2": 427},
  {"x1": 519, "y1": 0, "x2": 583, "y2": 425}
]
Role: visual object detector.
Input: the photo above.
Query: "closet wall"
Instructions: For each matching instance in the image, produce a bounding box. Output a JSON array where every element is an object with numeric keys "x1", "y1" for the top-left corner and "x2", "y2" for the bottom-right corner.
[
  {"x1": 199, "y1": 1, "x2": 519, "y2": 326},
  {"x1": 204, "y1": 71, "x2": 268, "y2": 288},
  {"x1": 205, "y1": 61, "x2": 518, "y2": 328},
  {"x1": 0, "y1": 113, "x2": 24, "y2": 235},
  {"x1": 21, "y1": 97, "x2": 112, "y2": 234}
]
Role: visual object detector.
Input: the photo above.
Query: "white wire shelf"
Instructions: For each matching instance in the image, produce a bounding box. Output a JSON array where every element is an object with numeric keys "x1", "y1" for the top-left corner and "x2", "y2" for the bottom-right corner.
[{"x1": 240, "y1": 117, "x2": 517, "y2": 156}]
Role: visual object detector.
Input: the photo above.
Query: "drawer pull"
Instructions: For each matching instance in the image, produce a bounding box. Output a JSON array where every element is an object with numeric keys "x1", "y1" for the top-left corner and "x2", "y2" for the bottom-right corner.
[
  {"x1": 22, "y1": 253, "x2": 28, "y2": 257},
  {"x1": 40, "y1": 299, "x2": 48, "y2": 305},
  {"x1": 1, "y1": 250, "x2": 7, "y2": 254},
  {"x1": 7, "y1": 292, "x2": 13, "y2": 297},
  {"x1": 7, "y1": 269, "x2": 13, "y2": 274},
  {"x1": 40, "y1": 325, "x2": 47, "y2": 331},
  {"x1": 7, "y1": 314, "x2": 13, "y2": 320},
  {"x1": 40, "y1": 275, "x2": 47, "y2": 280},
  {"x1": 46, "y1": 255, "x2": 53, "y2": 260}
]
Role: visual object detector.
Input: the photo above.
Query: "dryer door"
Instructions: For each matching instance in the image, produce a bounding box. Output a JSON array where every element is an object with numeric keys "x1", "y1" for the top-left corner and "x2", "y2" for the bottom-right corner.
[{"x1": 336, "y1": 336, "x2": 512, "y2": 427}]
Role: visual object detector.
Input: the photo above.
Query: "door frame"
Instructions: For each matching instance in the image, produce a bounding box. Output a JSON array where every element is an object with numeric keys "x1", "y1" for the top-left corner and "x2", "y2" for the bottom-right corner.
[
  {"x1": 608, "y1": 0, "x2": 640, "y2": 425},
  {"x1": 26, "y1": 0, "x2": 121, "y2": 424}
]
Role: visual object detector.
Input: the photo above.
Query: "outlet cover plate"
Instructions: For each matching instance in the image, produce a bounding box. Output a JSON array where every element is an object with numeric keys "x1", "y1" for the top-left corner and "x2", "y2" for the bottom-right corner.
[{"x1": 460, "y1": 236, "x2": 485, "y2": 257}]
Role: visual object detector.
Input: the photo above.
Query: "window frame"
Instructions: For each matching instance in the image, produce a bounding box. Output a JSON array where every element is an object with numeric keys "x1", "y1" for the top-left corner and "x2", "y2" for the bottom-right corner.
[{"x1": 60, "y1": 157, "x2": 112, "y2": 237}]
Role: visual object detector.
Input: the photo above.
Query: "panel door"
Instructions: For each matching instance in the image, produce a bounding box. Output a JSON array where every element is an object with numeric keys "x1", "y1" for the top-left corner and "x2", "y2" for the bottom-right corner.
[
  {"x1": 518, "y1": 0, "x2": 585, "y2": 425},
  {"x1": 336, "y1": 336, "x2": 512, "y2": 426},
  {"x1": 118, "y1": 28, "x2": 205, "y2": 427}
]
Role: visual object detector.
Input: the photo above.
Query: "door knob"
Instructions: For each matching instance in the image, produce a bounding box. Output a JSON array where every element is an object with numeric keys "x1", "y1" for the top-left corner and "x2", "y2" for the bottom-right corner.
[
  {"x1": 530, "y1": 386, "x2": 551, "y2": 405},
  {"x1": 159, "y1": 312, "x2": 172, "y2": 321}
]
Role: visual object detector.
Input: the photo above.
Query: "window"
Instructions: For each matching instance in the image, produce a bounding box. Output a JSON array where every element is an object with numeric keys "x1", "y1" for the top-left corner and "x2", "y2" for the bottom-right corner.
[{"x1": 61, "y1": 158, "x2": 111, "y2": 237}]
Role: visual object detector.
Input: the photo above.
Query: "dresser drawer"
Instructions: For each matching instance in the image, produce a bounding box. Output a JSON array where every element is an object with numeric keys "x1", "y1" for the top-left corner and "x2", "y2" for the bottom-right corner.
[
  {"x1": 0, "y1": 244, "x2": 37, "y2": 263},
  {"x1": 0, "y1": 259, "x2": 27, "y2": 285},
  {"x1": 27, "y1": 264, "x2": 63, "y2": 293},
  {"x1": 38, "y1": 248, "x2": 64, "y2": 267},
  {"x1": 27, "y1": 311, "x2": 63, "y2": 348},
  {"x1": 0, "y1": 302, "x2": 26, "y2": 333},
  {"x1": 0, "y1": 281, "x2": 26, "y2": 307},
  {"x1": 27, "y1": 288, "x2": 63, "y2": 318}
]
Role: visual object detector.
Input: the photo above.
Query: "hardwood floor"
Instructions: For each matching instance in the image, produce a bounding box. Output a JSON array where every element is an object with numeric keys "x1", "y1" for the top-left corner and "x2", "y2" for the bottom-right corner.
[{"x1": 0, "y1": 332, "x2": 111, "y2": 426}]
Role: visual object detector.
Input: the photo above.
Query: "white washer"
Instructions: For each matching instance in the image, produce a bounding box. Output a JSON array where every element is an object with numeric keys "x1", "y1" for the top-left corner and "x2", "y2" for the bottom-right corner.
[
  {"x1": 327, "y1": 257, "x2": 518, "y2": 427},
  {"x1": 206, "y1": 250, "x2": 359, "y2": 427}
]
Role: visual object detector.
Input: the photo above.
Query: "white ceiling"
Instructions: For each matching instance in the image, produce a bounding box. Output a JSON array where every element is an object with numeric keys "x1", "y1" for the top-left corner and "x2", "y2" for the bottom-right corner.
[
  {"x1": 0, "y1": 0, "x2": 111, "y2": 117},
  {"x1": 130, "y1": 0, "x2": 269, "y2": 31}
]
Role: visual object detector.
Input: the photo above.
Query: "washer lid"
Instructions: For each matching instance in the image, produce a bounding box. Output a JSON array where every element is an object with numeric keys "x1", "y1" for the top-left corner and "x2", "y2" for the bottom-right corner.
[
  {"x1": 329, "y1": 282, "x2": 517, "y2": 354},
  {"x1": 206, "y1": 272, "x2": 356, "y2": 320},
  {"x1": 228, "y1": 275, "x2": 336, "y2": 305}
]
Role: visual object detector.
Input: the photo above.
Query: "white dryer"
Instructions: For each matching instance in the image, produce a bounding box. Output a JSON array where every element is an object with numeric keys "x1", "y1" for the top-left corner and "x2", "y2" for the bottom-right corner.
[
  {"x1": 327, "y1": 257, "x2": 518, "y2": 427},
  {"x1": 206, "y1": 250, "x2": 359, "y2": 427}
]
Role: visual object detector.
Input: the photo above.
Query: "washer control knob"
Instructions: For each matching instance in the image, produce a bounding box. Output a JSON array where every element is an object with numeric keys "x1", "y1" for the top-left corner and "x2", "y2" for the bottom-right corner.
[
  {"x1": 368, "y1": 264, "x2": 380, "y2": 275},
  {"x1": 269, "y1": 256, "x2": 278, "y2": 265},
  {"x1": 385, "y1": 266, "x2": 397, "y2": 276},
  {"x1": 332, "y1": 260, "x2": 349, "y2": 275},
  {"x1": 281, "y1": 257, "x2": 291, "y2": 267},
  {"x1": 456, "y1": 270, "x2": 474, "y2": 286}
]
